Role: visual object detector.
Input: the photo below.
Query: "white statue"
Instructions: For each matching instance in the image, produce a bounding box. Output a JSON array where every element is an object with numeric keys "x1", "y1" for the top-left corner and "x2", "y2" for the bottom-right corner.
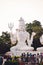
[{"x1": 9, "y1": 17, "x2": 36, "y2": 56}]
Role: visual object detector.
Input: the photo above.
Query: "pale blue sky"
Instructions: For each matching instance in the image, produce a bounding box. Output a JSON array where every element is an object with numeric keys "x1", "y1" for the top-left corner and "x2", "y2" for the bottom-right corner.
[{"x1": 0, "y1": 0, "x2": 43, "y2": 35}]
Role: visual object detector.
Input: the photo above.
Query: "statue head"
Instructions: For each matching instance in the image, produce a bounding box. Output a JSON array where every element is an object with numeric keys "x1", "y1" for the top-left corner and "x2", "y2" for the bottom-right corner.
[{"x1": 18, "y1": 17, "x2": 25, "y2": 31}]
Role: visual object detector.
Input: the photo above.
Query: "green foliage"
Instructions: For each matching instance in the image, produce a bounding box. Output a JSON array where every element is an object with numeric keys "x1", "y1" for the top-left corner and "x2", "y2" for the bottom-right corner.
[
  {"x1": 32, "y1": 20, "x2": 41, "y2": 26},
  {"x1": 1, "y1": 31, "x2": 11, "y2": 43},
  {"x1": 26, "y1": 20, "x2": 43, "y2": 50},
  {"x1": 0, "y1": 31, "x2": 11, "y2": 54},
  {"x1": 26, "y1": 20, "x2": 43, "y2": 38}
]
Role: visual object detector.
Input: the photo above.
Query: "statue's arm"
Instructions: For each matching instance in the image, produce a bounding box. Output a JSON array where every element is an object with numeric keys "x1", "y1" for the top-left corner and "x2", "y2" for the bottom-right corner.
[
  {"x1": 27, "y1": 33, "x2": 31, "y2": 46},
  {"x1": 10, "y1": 32, "x2": 17, "y2": 44}
]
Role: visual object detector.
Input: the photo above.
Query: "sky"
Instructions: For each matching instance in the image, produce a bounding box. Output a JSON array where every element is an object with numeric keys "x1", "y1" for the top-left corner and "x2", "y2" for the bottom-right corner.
[{"x1": 0, "y1": 0, "x2": 43, "y2": 35}]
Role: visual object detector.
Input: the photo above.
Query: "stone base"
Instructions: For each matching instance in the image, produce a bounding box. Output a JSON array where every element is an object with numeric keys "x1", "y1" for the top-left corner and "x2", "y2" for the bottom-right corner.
[
  {"x1": 10, "y1": 47, "x2": 34, "y2": 56},
  {"x1": 5, "y1": 50, "x2": 43, "y2": 57},
  {"x1": 37, "y1": 47, "x2": 43, "y2": 51}
]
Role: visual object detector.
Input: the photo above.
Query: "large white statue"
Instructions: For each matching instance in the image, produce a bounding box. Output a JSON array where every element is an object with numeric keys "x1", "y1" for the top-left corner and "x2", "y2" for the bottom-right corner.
[{"x1": 9, "y1": 17, "x2": 36, "y2": 56}]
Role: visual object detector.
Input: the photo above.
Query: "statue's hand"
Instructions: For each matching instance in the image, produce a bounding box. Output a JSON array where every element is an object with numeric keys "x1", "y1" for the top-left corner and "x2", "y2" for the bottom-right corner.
[{"x1": 32, "y1": 32, "x2": 36, "y2": 36}]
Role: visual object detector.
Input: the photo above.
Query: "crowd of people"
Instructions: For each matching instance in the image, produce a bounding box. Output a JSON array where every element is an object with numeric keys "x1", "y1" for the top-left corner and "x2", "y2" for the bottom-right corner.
[
  {"x1": 0, "y1": 52, "x2": 43, "y2": 65},
  {"x1": 21, "y1": 52, "x2": 43, "y2": 65}
]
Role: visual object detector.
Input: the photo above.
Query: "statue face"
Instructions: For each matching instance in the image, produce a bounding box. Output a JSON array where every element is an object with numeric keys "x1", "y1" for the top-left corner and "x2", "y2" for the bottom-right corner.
[
  {"x1": 19, "y1": 17, "x2": 25, "y2": 31},
  {"x1": 19, "y1": 25, "x2": 25, "y2": 31}
]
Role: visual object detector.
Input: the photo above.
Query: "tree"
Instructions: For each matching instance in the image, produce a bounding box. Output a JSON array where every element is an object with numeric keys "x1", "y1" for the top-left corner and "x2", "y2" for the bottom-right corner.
[
  {"x1": 32, "y1": 20, "x2": 41, "y2": 26},
  {"x1": 26, "y1": 20, "x2": 43, "y2": 36},
  {"x1": 26, "y1": 20, "x2": 43, "y2": 50},
  {"x1": 26, "y1": 23, "x2": 33, "y2": 38},
  {"x1": 0, "y1": 31, "x2": 11, "y2": 54},
  {"x1": 32, "y1": 20, "x2": 42, "y2": 33}
]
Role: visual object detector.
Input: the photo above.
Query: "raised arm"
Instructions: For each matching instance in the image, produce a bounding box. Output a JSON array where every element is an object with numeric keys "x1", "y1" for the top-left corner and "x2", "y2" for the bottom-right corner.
[
  {"x1": 10, "y1": 32, "x2": 17, "y2": 45},
  {"x1": 27, "y1": 32, "x2": 36, "y2": 47},
  {"x1": 30, "y1": 32, "x2": 36, "y2": 44},
  {"x1": 26, "y1": 33, "x2": 31, "y2": 46}
]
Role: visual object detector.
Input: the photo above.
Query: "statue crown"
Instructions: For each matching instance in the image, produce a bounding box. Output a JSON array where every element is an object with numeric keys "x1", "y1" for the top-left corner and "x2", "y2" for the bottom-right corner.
[{"x1": 19, "y1": 17, "x2": 25, "y2": 22}]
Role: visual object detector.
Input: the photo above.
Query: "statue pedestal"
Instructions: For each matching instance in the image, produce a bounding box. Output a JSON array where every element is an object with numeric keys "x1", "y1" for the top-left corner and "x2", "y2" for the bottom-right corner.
[
  {"x1": 37, "y1": 47, "x2": 43, "y2": 52},
  {"x1": 10, "y1": 46, "x2": 34, "y2": 56}
]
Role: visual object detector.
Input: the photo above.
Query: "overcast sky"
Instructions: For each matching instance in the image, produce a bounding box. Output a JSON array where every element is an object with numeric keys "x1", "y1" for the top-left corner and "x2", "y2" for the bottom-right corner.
[{"x1": 0, "y1": 0, "x2": 43, "y2": 35}]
